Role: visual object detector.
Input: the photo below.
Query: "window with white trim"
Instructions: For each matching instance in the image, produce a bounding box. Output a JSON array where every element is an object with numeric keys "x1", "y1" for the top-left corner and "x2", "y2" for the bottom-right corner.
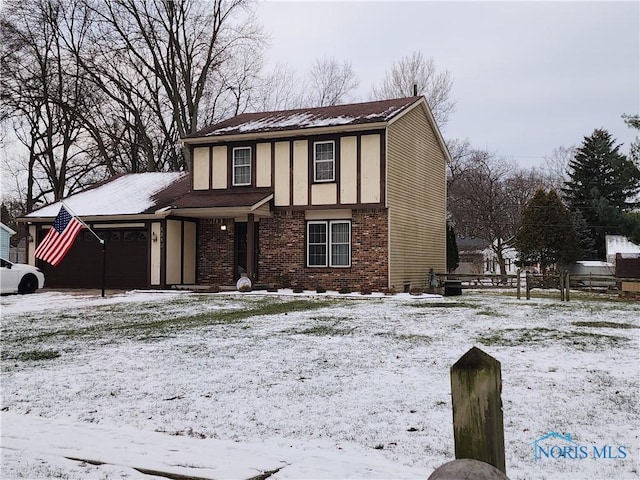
[
  {"x1": 313, "y1": 141, "x2": 335, "y2": 182},
  {"x1": 307, "y1": 220, "x2": 351, "y2": 267},
  {"x1": 232, "y1": 147, "x2": 251, "y2": 186}
]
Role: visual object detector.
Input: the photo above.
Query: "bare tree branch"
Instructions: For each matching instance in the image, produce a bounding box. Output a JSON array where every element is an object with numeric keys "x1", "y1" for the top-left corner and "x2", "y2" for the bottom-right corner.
[{"x1": 370, "y1": 51, "x2": 455, "y2": 128}]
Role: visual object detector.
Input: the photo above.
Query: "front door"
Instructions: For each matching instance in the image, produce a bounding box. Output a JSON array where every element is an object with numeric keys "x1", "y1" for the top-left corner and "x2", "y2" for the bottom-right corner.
[{"x1": 235, "y1": 222, "x2": 259, "y2": 281}]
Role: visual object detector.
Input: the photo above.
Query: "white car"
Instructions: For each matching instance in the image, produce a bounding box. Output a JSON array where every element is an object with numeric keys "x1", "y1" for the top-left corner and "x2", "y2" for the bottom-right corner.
[{"x1": 1, "y1": 257, "x2": 45, "y2": 294}]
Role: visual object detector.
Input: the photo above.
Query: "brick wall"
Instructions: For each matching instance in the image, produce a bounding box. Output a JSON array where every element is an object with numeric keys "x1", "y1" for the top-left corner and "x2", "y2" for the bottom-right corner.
[
  {"x1": 197, "y1": 219, "x2": 235, "y2": 286},
  {"x1": 259, "y1": 208, "x2": 389, "y2": 291},
  {"x1": 197, "y1": 209, "x2": 390, "y2": 290}
]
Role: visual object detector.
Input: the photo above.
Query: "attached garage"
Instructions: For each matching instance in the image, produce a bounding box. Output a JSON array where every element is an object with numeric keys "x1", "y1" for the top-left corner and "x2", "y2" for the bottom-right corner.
[
  {"x1": 21, "y1": 172, "x2": 196, "y2": 290},
  {"x1": 39, "y1": 228, "x2": 149, "y2": 290}
]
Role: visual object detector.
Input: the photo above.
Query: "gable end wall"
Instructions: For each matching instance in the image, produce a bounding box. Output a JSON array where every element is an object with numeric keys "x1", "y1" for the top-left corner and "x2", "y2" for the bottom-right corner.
[{"x1": 386, "y1": 104, "x2": 447, "y2": 289}]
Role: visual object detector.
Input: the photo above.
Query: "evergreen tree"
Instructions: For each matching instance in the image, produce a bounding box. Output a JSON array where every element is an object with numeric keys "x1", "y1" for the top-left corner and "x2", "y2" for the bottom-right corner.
[
  {"x1": 515, "y1": 189, "x2": 579, "y2": 273},
  {"x1": 446, "y1": 222, "x2": 459, "y2": 272},
  {"x1": 622, "y1": 114, "x2": 640, "y2": 165},
  {"x1": 562, "y1": 129, "x2": 640, "y2": 259}
]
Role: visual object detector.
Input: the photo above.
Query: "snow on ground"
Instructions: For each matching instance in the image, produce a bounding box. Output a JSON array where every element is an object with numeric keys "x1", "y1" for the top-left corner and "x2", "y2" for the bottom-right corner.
[{"x1": 1, "y1": 289, "x2": 638, "y2": 479}]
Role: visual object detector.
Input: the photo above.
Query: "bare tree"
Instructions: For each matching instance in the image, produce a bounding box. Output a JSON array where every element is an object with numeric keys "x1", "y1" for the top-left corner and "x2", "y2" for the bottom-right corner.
[
  {"x1": 370, "y1": 51, "x2": 455, "y2": 128},
  {"x1": 445, "y1": 137, "x2": 473, "y2": 190},
  {"x1": 251, "y1": 63, "x2": 304, "y2": 112},
  {"x1": 73, "y1": 0, "x2": 266, "y2": 171},
  {"x1": 2, "y1": 0, "x2": 267, "y2": 212},
  {"x1": 447, "y1": 150, "x2": 543, "y2": 279},
  {"x1": 1, "y1": 0, "x2": 102, "y2": 210},
  {"x1": 306, "y1": 57, "x2": 359, "y2": 107},
  {"x1": 541, "y1": 146, "x2": 575, "y2": 191}
]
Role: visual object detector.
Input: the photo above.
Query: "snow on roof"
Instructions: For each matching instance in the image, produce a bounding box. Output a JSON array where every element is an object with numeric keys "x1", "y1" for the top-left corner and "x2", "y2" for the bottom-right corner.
[
  {"x1": 212, "y1": 113, "x2": 358, "y2": 135},
  {"x1": 187, "y1": 97, "x2": 422, "y2": 138},
  {"x1": 575, "y1": 260, "x2": 614, "y2": 267},
  {"x1": 606, "y1": 234, "x2": 640, "y2": 255},
  {"x1": 26, "y1": 172, "x2": 188, "y2": 218}
]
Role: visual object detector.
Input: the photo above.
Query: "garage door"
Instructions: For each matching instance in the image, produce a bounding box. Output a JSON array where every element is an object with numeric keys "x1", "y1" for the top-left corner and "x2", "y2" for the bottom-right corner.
[{"x1": 39, "y1": 229, "x2": 149, "y2": 289}]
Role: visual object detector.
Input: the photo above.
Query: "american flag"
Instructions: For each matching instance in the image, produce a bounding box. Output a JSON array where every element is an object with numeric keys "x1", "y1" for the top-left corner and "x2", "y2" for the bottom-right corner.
[{"x1": 34, "y1": 206, "x2": 83, "y2": 266}]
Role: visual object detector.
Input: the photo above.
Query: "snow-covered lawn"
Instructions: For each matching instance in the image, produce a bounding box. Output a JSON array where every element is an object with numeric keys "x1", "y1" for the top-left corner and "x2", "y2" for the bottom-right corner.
[{"x1": 1, "y1": 289, "x2": 638, "y2": 479}]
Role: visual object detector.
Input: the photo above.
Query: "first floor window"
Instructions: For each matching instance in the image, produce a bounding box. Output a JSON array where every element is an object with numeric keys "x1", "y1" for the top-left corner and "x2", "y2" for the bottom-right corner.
[
  {"x1": 233, "y1": 147, "x2": 251, "y2": 186},
  {"x1": 307, "y1": 220, "x2": 351, "y2": 267}
]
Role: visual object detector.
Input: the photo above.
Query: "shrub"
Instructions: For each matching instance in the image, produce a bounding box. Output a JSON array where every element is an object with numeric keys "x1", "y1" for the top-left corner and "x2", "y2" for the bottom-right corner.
[
  {"x1": 360, "y1": 285, "x2": 372, "y2": 295},
  {"x1": 409, "y1": 287, "x2": 424, "y2": 295},
  {"x1": 339, "y1": 286, "x2": 351, "y2": 294},
  {"x1": 292, "y1": 285, "x2": 304, "y2": 293},
  {"x1": 316, "y1": 285, "x2": 327, "y2": 294},
  {"x1": 383, "y1": 287, "x2": 396, "y2": 296},
  {"x1": 207, "y1": 285, "x2": 221, "y2": 293}
]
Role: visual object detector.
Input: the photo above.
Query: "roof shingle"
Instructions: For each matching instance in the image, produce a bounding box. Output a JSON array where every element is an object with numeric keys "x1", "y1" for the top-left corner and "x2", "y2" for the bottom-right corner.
[{"x1": 186, "y1": 97, "x2": 422, "y2": 138}]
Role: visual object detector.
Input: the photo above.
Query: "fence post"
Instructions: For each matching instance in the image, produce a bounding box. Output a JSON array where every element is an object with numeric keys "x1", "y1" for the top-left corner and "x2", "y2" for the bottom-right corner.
[
  {"x1": 450, "y1": 347, "x2": 506, "y2": 474},
  {"x1": 516, "y1": 269, "x2": 521, "y2": 299},
  {"x1": 525, "y1": 272, "x2": 531, "y2": 300},
  {"x1": 565, "y1": 271, "x2": 571, "y2": 301}
]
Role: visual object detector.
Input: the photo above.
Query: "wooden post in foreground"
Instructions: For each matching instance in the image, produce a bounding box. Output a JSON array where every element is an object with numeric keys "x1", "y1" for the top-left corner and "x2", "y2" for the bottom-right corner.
[{"x1": 450, "y1": 347, "x2": 506, "y2": 474}]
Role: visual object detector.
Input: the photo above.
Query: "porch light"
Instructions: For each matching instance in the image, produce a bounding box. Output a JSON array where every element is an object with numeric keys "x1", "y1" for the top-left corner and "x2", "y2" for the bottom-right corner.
[
  {"x1": 220, "y1": 224, "x2": 227, "y2": 231},
  {"x1": 152, "y1": 232, "x2": 158, "y2": 242}
]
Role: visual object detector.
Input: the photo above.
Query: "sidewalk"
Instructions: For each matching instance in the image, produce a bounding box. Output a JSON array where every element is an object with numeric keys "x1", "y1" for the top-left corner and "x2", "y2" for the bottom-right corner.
[{"x1": 1, "y1": 412, "x2": 430, "y2": 479}]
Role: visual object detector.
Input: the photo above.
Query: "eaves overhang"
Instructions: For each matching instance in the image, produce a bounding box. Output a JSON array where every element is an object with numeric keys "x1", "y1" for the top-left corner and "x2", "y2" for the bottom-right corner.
[
  {"x1": 181, "y1": 122, "x2": 389, "y2": 145},
  {"x1": 163, "y1": 194, "x2": 274, "y2": 219}
]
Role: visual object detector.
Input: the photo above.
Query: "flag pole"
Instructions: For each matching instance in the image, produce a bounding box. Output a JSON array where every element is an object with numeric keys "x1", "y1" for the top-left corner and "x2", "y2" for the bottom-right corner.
[{"x1": 61, "y1": 202, "x2": 107, "y2": 298}]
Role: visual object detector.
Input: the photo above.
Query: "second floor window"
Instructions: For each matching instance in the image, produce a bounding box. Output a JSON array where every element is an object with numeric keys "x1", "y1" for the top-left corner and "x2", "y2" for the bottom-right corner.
[
  {"x1": 233, "y1": 147, "x2": 251, "y2": 186},
  {"x1": 314, "y1": 141, "x2": 335, "y2": 182}
]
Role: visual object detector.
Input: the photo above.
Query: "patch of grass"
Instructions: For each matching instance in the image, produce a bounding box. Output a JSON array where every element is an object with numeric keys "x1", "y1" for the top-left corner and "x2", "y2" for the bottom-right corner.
[
  {"x1": 573, "y1": 321, "x2": 639, "y2": 329},
  {"x1": 477, "y1": 327, "x2": 626, "y2": 349},
  {"x1": 4, "y1": 298, "x2": 335, "y2": 347},
  {"x1": 376, "y1": 332, "x2": 431, "y2": 345},
  {"x1": 291, "y1": 315, "x2": 357, "y2": 336},
  {"x1": 299, "y1": 324, "x2": 352, "y2": 336},
  {"x1": 15, "y1": 349, "x2": 60, "y2": 361},
  {"x1": 409, "y1": 301, "x2": 475, "y2": 309},
  {"x1": 476, "y1": 309, "x2": 508, "y2": 317}
]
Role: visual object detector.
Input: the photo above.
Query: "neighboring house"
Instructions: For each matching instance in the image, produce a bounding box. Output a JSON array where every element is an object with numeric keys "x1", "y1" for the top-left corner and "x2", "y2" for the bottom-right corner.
[
  {"x1": 22, "y1": 96, "x2": 449, "y2": 291},
  {"x1": 1, "y1": 222, "x2": 16, "y2": 259},
  {"x1": 10, "y1": 238, "x2": 27, "y2": 264},
  {"x1": 482, "y1": 242, "x2": 519, "y2": 275},
  {"x1": 606, "y1": 235, "x2": 640, "y2": 289},
  {"x1": 454, "y1": 237, "x2": 490, "y2": 275},
  {"x1": 454, "y1": 237, "x2": 519, "y2": 276},
  {"x1": 606, "y1": 234, "x2": 640, "y2": 266}
]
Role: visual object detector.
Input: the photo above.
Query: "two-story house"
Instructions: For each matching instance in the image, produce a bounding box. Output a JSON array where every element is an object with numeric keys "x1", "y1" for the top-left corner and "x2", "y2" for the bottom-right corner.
[{"x1": 22, "y1": 96, "x2": 448, "y2": 292}]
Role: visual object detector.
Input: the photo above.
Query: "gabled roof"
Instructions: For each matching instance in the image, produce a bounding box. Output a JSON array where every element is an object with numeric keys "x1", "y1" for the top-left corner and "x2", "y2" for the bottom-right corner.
[
  {"x1": 22, "y1": 173, "x2": 275, "y2": 221},
  {"x1": 457, "y1": 237, "x2": 491, "y2": 252},
  {"x1": 185, "y1": 97, "x2": 423, "y2": 139},
  {"x1": 1, "y1": 222, "x2": 16, "y2": 235},
  {"x1": 24, "y1": 173, "x2": 190, "y2": 219},
  {"x1": 606, "y1": 234, "x2": 640, "y2": 256}
]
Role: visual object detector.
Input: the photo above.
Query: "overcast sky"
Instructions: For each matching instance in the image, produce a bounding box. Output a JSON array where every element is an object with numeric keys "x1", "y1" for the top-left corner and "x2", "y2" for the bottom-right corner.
[{"x1": 254, "y1": 0, "x2": 639, "y2": 169}]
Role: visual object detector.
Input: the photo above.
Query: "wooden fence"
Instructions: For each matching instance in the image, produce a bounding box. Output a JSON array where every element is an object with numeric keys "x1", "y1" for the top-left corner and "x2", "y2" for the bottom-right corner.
[{"x1": 432, "y1": 270, "x2": 639, "y2": 300}]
